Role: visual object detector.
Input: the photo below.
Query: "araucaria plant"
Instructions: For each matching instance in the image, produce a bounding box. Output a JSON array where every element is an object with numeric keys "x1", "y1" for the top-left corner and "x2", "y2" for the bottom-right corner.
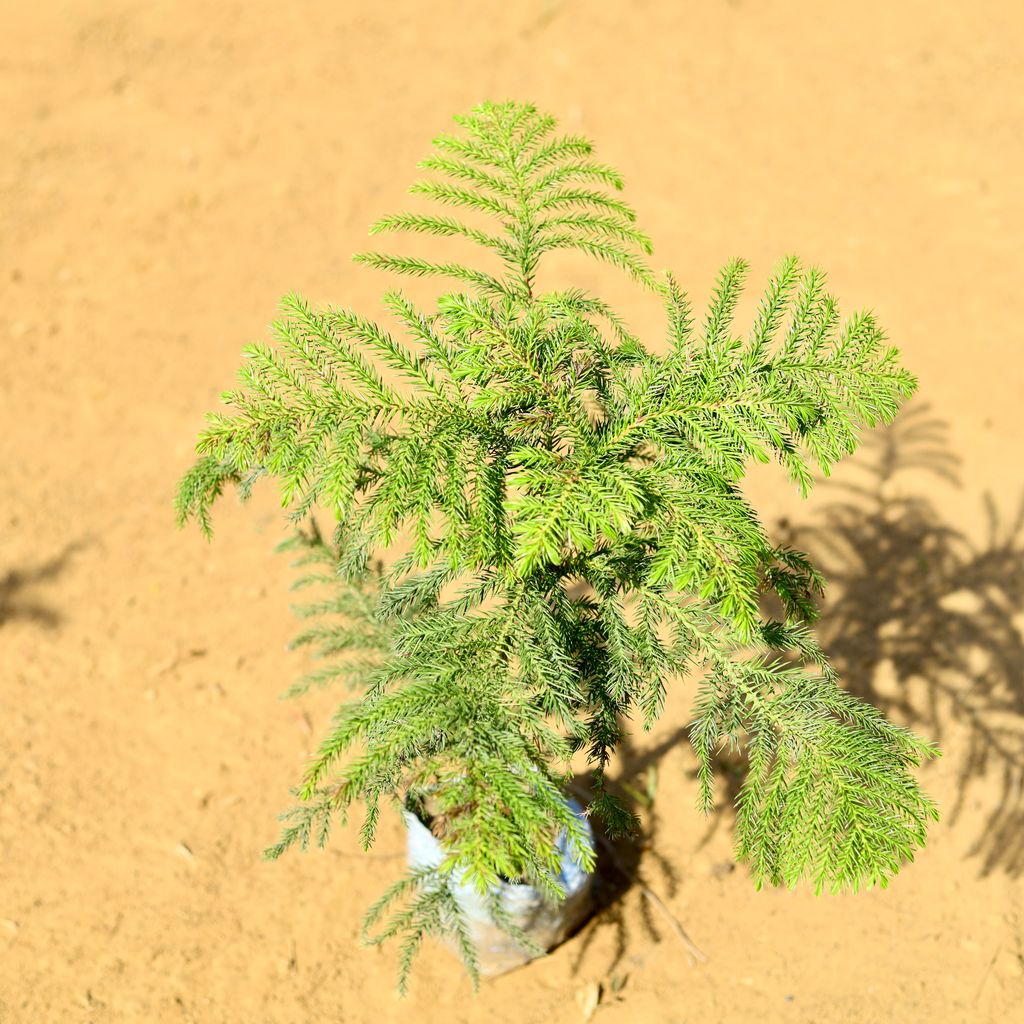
[{"x1": 176, "y1": 101, "x2": 938, "y2": 990}]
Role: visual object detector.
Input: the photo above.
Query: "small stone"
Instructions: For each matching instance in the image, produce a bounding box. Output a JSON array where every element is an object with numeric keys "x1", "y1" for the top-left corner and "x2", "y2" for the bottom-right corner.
[{"x1": 939, "y1": 589, "x2": 984, "y2": 616}]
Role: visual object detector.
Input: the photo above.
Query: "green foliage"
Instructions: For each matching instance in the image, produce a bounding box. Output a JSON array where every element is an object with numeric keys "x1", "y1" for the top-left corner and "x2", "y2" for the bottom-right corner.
[
  {"x1": 176, "y1": 100, "x2": 937, "y2": 990},
  {"x1": 361, "y1": 868, "x2": 481, "y2": 996}
]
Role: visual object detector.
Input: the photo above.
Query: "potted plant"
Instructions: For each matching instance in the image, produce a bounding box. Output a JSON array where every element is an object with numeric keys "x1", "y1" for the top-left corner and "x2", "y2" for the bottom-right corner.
[{"x1": 175, "y1": 101, "x2": 938, "y2": 992}]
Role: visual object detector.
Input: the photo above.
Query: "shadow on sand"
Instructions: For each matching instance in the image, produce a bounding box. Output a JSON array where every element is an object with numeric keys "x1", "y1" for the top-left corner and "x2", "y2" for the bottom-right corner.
[
  {"x1": 779, "y1": 404, "x2": 1024, "y2": 879},
  {"x1": 0, "y1": 539, "x2": 90, "y2": 630},
  {"x1": 569, "y1": 404, "x2": 1024, "y2": 976}
]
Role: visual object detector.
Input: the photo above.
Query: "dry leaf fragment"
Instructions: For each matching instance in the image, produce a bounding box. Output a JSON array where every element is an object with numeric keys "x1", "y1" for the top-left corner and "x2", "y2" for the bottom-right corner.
[
  {"x1": 174, "y1": 841, "x2": 196, "y2": 867},
  {"x1": 576, "y1": 981, "x2": 600, "y2": 1021}
]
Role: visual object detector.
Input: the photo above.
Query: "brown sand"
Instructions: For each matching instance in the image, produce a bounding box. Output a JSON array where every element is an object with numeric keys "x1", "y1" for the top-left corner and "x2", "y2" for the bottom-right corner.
[{"x1": 2, "y1": 2, "x2": 1023, "y2": 1021}]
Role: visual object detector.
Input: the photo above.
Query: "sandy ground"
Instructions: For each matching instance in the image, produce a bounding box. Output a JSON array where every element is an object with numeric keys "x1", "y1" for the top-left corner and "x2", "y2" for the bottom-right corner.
[{"x1": 2, "y1": 1, "x2": 1024, "y2": 1021}]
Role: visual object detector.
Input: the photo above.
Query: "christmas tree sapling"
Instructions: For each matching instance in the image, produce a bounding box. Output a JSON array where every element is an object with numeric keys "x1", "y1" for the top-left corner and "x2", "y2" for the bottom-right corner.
[{"x1": 175, "y1": 101, "x2": 938, "y2": 992}]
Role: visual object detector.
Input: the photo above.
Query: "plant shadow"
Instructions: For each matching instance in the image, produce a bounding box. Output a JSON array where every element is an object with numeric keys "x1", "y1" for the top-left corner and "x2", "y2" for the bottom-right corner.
[
  {"x1": 0, "y1": 539, "x2": 90, "y2": 630},
  {"x1": 778, "y1": 404, "x2": 1024, "y2": 878},
  {"x1": 564, "y1": 403, "x2": 1024, "y2": 976},
  {"x1": 566, "y1": 734, "x2": 703, "y2": 978}
]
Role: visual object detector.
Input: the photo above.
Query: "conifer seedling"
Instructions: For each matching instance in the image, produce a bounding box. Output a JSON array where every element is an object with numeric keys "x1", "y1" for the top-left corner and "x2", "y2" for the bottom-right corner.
[{"x1": 176, "y1": 101, "x2": 939, "y2": 992}]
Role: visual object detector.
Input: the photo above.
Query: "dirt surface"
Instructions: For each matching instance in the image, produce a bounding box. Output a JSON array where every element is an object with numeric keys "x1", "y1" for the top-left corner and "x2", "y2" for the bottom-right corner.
[{"x1": 2, "y1": 2, "x2": 1023, "y2": 1021}]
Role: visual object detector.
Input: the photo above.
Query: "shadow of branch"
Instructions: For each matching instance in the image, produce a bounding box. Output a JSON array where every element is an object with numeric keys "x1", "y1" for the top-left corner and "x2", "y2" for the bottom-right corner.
[
  {"x1": 780, "y1": 404, "x2": 1024, "y2": 877},
  {"x1": 567, "y1": 729, "x2": 712, "y2": 977},
  {"x1": 0, "y1": 539, "x2": 90, "y2": 629}
]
